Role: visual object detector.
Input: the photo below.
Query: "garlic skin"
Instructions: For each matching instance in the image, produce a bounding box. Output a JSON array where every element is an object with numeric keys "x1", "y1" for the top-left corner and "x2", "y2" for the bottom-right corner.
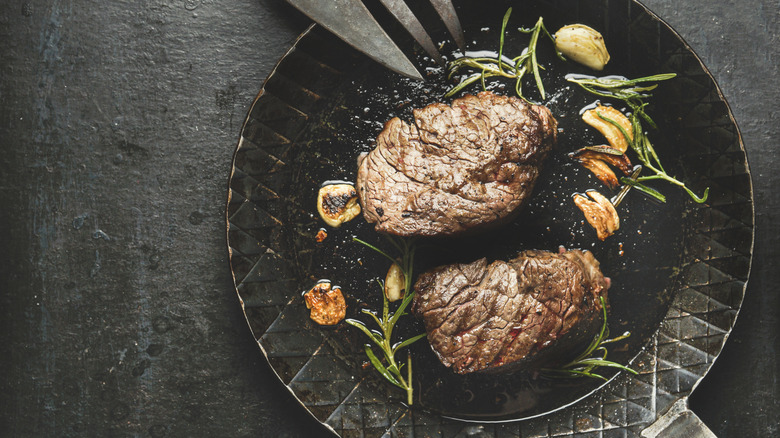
[{"x1": 554, "y1": 24, "x2": 610, "y2": 71}]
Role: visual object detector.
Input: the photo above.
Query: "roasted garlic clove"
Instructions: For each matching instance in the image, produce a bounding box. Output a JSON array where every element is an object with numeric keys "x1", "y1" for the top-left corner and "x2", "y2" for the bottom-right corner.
[
  {"x1": 570, "y1": 150, "x2": 620, "y2": 189},
  {"x1": 384, "y1": 262, "x2": 406, "y2": 302},
  {"x1": 571, "y1": 147, "x2": 634, "y2": 188},
  {"x1": 317, "y1": 183, "x2": 361, "y2": 228},
  {"x1": 582, "y1": 105, "x2": 633, "y2": 153},
  {"x1": 554, "y1": 24, "x2": 610, "y2": 71},
  {"x1": 574, "y1": 190, "x2": 620, "y2": 241},
  {"x1": 303, "y1": 281, "x2": 346, "y2": 326},
  {"x1": 602, "y1": 152, "x2": 633, "y2": 176}
]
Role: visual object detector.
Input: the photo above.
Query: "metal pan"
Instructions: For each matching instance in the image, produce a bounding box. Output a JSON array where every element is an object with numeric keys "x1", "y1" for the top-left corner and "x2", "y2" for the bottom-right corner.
[{"x1": 227, "y1": 0, "x2": 753, "y2": 436}]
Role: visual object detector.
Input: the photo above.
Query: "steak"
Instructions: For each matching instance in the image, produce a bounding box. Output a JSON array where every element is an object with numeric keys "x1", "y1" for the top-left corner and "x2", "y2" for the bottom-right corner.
[
  {"x1": 412, "y1": 249, "x2": 609, "y2": 374},
  {"x1": 356, "y1": 91, "x2": 557, "y2": 237}
]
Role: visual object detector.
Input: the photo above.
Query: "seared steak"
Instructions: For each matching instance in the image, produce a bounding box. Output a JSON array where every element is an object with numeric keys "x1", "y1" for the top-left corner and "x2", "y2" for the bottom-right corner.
[
  {"x1": 356, "y1": 91, "x2": 557, "y2": 237},
  {"x1": 412, "y1": 249, "x2": 609, "y2": 374}
]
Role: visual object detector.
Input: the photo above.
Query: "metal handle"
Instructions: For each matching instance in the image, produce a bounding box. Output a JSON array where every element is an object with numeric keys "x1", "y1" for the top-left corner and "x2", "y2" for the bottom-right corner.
[{"x1": 641, "y1": 399, "x2": 717, "y2": 438}]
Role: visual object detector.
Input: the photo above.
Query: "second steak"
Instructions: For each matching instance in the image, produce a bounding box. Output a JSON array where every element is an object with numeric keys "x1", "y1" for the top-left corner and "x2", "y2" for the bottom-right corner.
[
  {"x1": 412, "y1": 249, "x2": 609, "y2": 375},
  {"x1": 356, "y1": 91, "x2": 557, "y2": 237}
]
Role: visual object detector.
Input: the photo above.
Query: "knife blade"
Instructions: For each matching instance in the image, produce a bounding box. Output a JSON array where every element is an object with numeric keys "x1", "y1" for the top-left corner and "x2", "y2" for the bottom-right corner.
[{"x1": 285, "y1": 0, "x2": 424, "y2": 80}]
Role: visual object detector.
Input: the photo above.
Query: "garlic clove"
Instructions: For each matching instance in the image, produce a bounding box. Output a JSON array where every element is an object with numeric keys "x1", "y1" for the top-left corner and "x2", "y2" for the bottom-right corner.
[
  {"x1": 570, "y1": 150, "x2": 620, "y2": 189},
  {"x1": 303, "y1": 281, "x2": 347, "y2": 326},
  {"x1": 571, "y1": 147, "x2": 634, "y2": 188},
  {"x1": 317, "y1": 183, "x2": 361, "y2": 228},
  {"x1": 384, "y1": 262, "x2": 406, "y2": 302},
  {"x1": 574, "y1": 190, "x2": 620, "y2": 240},
  {"x1": 555, "y1": 24, "x2": 610, "y2": 71},
  {"x1": 582, "y1": 105, "x2": 633, "y2": 153}
]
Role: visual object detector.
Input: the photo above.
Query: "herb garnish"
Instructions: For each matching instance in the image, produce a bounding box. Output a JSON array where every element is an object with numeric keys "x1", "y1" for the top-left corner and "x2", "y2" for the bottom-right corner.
[
  {"x1": 345, "y1": 237, "x2": 425, "y2": 405},
  {"x1": 445, "y1": 8, "x2": 560, "y2": 101},
  {"x1": 543, "y1": 296, "x2": 636, "y2": 380},
  {"x1": 568, "y1": 74, "x2": 710, "y2": 203}
]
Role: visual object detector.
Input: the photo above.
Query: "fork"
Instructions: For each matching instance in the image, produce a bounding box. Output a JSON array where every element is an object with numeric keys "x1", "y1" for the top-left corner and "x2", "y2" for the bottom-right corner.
[{"x1": 284, "y1": 0, "x2": 466, "y2": 80}]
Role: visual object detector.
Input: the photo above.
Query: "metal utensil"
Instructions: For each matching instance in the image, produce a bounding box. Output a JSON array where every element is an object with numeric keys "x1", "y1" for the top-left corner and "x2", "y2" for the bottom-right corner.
[{"x1": 284, "y1": 0, "x2": 465, "y2": 80}]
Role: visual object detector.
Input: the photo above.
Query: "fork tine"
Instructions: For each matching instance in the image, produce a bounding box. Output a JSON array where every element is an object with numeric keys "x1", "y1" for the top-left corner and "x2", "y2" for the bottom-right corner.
[
  {"x1": 286, "y1": 0, "x2": 423, "y2": 80},
  {"x1": 429, "y1": 0, "x2": 466, "y2": 50},
  {"x1": 378, "y1": 0, "x2": 446, "y2": 66}
]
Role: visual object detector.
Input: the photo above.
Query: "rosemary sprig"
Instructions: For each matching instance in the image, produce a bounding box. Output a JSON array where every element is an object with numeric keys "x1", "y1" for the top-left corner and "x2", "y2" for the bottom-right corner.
[
  {"x1": 445, "y1": 8, "x2": 560, "y2": 101},
  {"x1": 542, "y1": 296, "x2": 636, "y2": 380},
  {"x1": 620, "y1": 175, "x2": 667, "y2": 203},
  {"x1": 568, "y1": 74, "x2": 710, "y2": 203},
  {"x1": 345, "y1": 237, "x2": 425, "y2": 405}
]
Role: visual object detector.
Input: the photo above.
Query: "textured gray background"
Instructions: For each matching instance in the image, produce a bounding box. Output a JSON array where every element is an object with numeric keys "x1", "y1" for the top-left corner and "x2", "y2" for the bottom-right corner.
[{"x1": 0, "y1": 0, "x2": 777, "y2": 436}]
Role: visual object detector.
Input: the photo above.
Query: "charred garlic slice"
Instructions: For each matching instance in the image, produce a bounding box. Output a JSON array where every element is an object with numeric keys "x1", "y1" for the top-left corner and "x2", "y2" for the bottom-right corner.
[
  {"x1": 317, "y1": 182, "x2": 361, "y2": 228},
  {"x1": 570, "y1": 147, "x2": 633, "y2": 189},
  {"x1": 554, "y1": 24, "x2": 610, "y2": 71}
]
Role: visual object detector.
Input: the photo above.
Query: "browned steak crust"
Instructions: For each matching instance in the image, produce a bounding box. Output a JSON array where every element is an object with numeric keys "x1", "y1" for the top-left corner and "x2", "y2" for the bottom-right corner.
[
  {"x1": 412, "y1": 249, "x2": 609, "y2": 374},
  {"x1": 356, "y1": 91, "x2": 557, "y2": 237}
]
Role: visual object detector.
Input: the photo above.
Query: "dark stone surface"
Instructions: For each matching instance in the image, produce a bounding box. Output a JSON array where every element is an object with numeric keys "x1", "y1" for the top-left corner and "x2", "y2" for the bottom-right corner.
[{"x1": 0, "y1": 0, "x2": 776, "y2": 436}]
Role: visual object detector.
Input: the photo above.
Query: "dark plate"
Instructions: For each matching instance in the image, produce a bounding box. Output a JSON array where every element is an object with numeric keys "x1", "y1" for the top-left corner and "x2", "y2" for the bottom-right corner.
[{"x1": 227, "y1": 0, "x2": 753, "y2": 436}]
